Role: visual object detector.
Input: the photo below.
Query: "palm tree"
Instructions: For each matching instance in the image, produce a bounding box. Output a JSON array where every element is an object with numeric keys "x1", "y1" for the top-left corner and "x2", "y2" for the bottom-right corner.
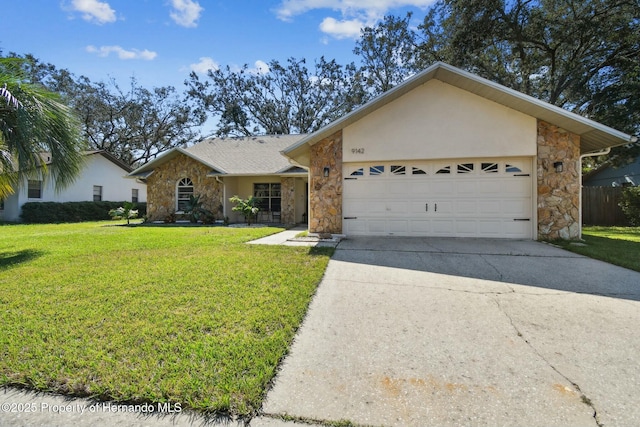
[{"x1": 0, "y1": 57, "x2": 85, "y2": 199}]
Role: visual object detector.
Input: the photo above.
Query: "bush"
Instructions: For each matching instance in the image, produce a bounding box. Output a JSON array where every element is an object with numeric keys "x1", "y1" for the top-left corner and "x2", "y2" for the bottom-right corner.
[
  {"x1": 21, "y1": 201, "x2": 147, "y2": 223},
  {"x1": 619, "y1": 186, "x2": 640, "y2": 226},
  {"x1": 229, "y1": 195, "x2": 260, "y2": 225}
]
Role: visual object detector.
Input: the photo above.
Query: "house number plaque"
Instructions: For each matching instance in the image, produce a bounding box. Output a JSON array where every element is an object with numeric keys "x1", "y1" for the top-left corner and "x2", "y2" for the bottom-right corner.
[{"x1": 351, "y1": 148, "x2": 365, "y2": 154}]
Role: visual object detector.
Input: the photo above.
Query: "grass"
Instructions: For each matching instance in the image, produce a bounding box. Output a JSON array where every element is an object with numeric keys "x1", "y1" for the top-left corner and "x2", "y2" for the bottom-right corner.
[
  {"x1": 554, "y1": 226, "x2": 640, "y2": 272},
  {"x1": 0, "y1": 221, "x2": 333, "y2": 416}
]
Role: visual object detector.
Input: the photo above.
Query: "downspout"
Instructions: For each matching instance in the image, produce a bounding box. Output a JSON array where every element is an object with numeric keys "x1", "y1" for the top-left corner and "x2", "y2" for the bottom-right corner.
[
  {"x1": 579, "y1": 147, "x2": 611, "y2": 239},
  {"x1": 215, "y1": 176, "x2": 225, "y2": 219}
]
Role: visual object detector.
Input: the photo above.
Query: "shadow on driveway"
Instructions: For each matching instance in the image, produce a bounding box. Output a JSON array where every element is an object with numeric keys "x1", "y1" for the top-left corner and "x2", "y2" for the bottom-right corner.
[{"x1": 333, "y1": 236, "x2": 640, "y2": 301}]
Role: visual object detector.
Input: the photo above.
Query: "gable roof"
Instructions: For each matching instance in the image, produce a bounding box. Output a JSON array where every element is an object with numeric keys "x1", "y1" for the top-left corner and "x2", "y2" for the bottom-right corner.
[
  {"x1": 128, "y1": 134, "x2": 307, "y2": 178},
  {"x1": 282, "y1": 62, "x2": 635, "y2": 165},
  {"x1": 583, "y1": 156, "x2": 640, "y2": 187},
  {"x1": 38, "y1": 150, "x2": 132, "y2": 172}
]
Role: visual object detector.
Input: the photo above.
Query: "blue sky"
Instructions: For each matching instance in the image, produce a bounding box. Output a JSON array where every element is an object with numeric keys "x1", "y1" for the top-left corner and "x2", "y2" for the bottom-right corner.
[{"x1": 2, "y1": 0, "x2": 436, "y2": 90}]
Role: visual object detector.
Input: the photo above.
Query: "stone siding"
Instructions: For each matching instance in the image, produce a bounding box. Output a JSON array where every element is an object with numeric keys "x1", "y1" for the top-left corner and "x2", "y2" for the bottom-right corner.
[
  {"x1": 309, "y1": 131, "x2": 343, "y2": 234},
  {"x1": 146, "y1": 153, "x2": 223, "y2": 221},
  {"x1": 537, "y1": 120, "x2": 581, "y2": 240},
  {"x1": 281, "y1": 177, "x2": 295, "y2": 224}
]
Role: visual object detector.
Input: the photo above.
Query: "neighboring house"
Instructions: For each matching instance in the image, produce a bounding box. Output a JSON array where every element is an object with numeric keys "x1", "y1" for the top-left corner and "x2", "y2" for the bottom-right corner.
[
  {"x1": 0, "y1": 150, "x2": 147, "y2": 222},
  {"x1": 127, "y1": 135, "x2": 308, "y2": 224},
  {"x1": 282, "y1": 62, "x2": 634, "y2": 240},
  {"x1": 583, "y1": 156, "x2": 640, "y2": 187}
]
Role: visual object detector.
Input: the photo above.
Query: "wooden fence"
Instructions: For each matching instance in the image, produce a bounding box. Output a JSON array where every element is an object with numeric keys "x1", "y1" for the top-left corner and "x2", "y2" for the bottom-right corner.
[{"x1": 582, "y1": 186, "x2": 629, "y2": 226}]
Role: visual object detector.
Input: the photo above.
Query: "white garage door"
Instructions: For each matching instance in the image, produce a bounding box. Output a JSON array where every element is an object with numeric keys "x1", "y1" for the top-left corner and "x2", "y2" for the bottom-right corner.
[{"x1": 342, "y1": 158, "x2": 533, "y2": 238}]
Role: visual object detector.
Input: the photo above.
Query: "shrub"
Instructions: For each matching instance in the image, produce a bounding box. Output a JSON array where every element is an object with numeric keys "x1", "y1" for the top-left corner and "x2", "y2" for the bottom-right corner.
[
  {"x1": 108, "y1": 202, "x2": 139, "y2": 225},
  {"x1": 229, "y1": 195, "x2": 260, "y2": 225},
  {"x1": 21, "y1": 201, "x2": 147, "y2": 223},
  {"x1": 184, "y1": 194, "x2": 211, "y2": 223},
  {"x1": 619, "y1": 186, "x2": 640, "y2": 226}
]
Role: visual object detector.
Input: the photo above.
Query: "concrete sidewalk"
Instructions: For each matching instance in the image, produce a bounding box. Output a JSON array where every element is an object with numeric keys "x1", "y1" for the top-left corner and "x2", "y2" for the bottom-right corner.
[{"x1": 247, "y1": 227, "x2": 341, "y2": 247}]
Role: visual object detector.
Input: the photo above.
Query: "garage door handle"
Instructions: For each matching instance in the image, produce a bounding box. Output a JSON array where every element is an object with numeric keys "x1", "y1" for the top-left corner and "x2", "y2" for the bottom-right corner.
[
  {"x1": 513, "y1": 218, "x2": 530, "y2": 221},
  {"x1": 425, "y1": 203, "x2": 428, "y2": 212},
  {"x1": 435, "y1": 203, "x2": 437, "y2": 212},
  {"x1": 344, "y1": 216, "x2": 358, "y2": 220}
]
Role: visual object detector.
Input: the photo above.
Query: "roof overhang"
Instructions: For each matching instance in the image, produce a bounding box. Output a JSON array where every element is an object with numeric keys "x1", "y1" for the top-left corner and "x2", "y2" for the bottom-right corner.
[
  {"x1": 128, "y1": 147, "x2": 226, "y2": 178},
  {"x1": 282, "y1": 62, "x2": 635, "y2": 166}
]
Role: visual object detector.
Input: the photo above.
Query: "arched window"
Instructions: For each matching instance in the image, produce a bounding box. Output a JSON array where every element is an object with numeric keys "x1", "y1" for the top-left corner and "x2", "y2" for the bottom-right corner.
[{"x1": 177, "y1": 178, "x2": 194, "y2": 211}]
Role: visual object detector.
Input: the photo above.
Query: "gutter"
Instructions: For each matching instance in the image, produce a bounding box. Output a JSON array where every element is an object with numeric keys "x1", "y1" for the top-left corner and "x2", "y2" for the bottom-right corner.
[{"x1": 215, "y1": 175, "x2": 226, "y2": 218}]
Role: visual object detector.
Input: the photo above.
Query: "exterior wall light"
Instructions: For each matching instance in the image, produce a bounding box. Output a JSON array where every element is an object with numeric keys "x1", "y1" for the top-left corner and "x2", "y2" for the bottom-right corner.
[
  {"x1": 323, "y1": 167, "x2": 330, "y2": 177},
  {"x1": 554, "y1": 161, "x2": 563, "y2": 173}
]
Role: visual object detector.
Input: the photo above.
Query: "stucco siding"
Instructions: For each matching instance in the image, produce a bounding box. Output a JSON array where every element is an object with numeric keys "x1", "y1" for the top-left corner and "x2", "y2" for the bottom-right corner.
[
  {"x1": 343, "y1": 80, "x2": 537, "y2": 162},
  {"x1": 1, "y1": 154, "x2": 146, "y2": 222}
]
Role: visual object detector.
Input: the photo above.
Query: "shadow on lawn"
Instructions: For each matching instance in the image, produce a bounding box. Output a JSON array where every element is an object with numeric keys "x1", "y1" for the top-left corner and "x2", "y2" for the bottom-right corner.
[{"x1": 0, "y1": 249, "x2": 44, "y2": 270}]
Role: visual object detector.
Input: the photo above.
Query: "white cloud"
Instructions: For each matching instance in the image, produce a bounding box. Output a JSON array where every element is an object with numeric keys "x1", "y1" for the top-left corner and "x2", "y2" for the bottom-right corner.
[
  {"x1": 275, "y1": 0, "x2": 437, "y2": 39},
  {"x1": 68, "y1": 0, "x2": 116, "y2": 24},
  {"x1": 252, "y1": 60, "x2": 270, "y2": 74},
  {"x1": 189, "y1": 57, "x2": 220, "y2": 74},
  {"x1": 86, "y1": 45, "x2": 157, "y2": 60},
  {"x1": 169, "y1": 0, "x2": 204, "y2": 28},
  {"x1": 228, "y1": 60, "x2": 270, "y2": 75},
  {"x1": 319, "y1": 17, "x2": 364, "y2": 39},
  {"x1": 277, "y1": 0, "x2": 437, "y2": 20}
]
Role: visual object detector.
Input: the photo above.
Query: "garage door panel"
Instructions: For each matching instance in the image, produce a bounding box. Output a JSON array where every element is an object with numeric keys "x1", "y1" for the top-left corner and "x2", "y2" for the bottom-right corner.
[
  {"x1": 431, "y1": 181, "x2": 454, "y2": 195},
  {"x1": 503, "y1": 220, "x2": 531, "y2": 236},
  {"x1": 409, "y1": 181, "x2": 431, "y2": 193},
  {"x1": 409, "y1": 201, "x2": 429, "y2": 215},
  {"x1": 457, "y1": 181, "x2": 477, "y2": 194},
  {"x1": 502, "y1": 200, "x2": 530, "y2": 215},
  {"x1": 388, "y1": 201, "x2": 409, "y2": 214},
  {"x1": 410, "y1": 220, "x2": 431, "y2": 233},
  {"x1": 432, "y1": 219, "x2": 455, "y2": 234},
  {"x1": 366, "y1": 200, "x2": 388, "y2": 214},
  {"x1": 433, "y1": 200, "x2": 454, "y2": 214},
  {"x1": 343, "y1": 158, "x2": 533, "y2": 238},
  {"x1": 476, "y1": 220, "x2": 503, "y2": 235},
  {"x1": 477, "y1": 200, "x2": 501, "y2": 214},
  {"x1": 368, "y1": 220, "x2": 387, "y2": 233},
  {"x1": 388, "y1": 220, "x2": 409, "y2": 234},
  {"x1": 387, "y1": 181, "x2": 411, "y2": 195},
  {"x1": 455, "y1": 220, "x2": 478, "y2": 235},
  {"x1": 502, "y1": 179, "x2": 531, "y2": 194},
  {"x1": 456, "y1": 200, "x2": 477, "y2": 214}
]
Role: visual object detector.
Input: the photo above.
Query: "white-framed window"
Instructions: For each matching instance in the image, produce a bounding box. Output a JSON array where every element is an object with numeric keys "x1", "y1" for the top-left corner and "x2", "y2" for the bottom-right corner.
[
  {"x1": 93, "y1": 185, "x2": 103, "y2": 202},
  {"x1": 28, "y1": 180, "x2": 42, "y2": 199},
  {"x1": 253, "y1": 183, "x2": 281, "y2": 212},
  {"x1": 177, "y1": 178, "x2": 194, "y2": 211},
  {"x1": 132, "y1": 188, "x2": 139, "y2": 203}
]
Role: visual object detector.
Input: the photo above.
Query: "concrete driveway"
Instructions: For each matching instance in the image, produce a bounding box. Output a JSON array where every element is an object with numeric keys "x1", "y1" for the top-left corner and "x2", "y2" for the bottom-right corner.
[{"x1": 262, "y1": 237, "x2": 640, "y2": 426}]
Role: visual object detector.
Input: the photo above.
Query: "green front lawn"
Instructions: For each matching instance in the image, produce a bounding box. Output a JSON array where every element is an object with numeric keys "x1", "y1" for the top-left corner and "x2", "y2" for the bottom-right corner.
[
  {"x1": 556, "y1": 226, "x2": 640, "y2": 272},
  {"x1": 0, "y1": 222, "x2": 332, "y2": 416}
]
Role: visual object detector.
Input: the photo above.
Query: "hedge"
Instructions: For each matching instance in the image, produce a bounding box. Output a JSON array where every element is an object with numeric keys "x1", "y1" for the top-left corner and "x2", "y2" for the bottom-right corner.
[
  {"x1": 619, "y1": 186, "x2": 640, "y2": 226},
  {"x1": 20, "y1": 201, "x2": 147, "y2": 224}
]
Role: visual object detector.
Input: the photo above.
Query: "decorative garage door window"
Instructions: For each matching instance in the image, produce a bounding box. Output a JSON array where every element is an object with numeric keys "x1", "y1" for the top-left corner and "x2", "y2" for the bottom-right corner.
[
  {"x1": 254, "y1": 183, "x2": 281, "y2": 212},
  {"x1": 412, "y1": 167, "x2": 427, "y2": 175},
  {"x1": 369, "y1": 165, "x2": 385, "y2": 176},
  {"x1": 346, "y1": 160, "x2": 530, "y2": 178},
  {"x1": 482, "y1": 162, "x2": 499, "y2": 173},
  {"x1": 391, "y1": 165, "x2": 406, "y2": 175},
  {"x1": 177, "y1": 178, "x2": 194, "y2": 211}
]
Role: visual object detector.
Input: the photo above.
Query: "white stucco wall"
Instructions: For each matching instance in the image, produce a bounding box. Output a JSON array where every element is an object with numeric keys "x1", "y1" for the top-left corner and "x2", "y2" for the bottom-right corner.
[
  {"x1": 343, "y1": 80, "x2": 537, "y2": 162},
  {"x1": 0, "y1": 153, "x2": 147, "y2": 222}
]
